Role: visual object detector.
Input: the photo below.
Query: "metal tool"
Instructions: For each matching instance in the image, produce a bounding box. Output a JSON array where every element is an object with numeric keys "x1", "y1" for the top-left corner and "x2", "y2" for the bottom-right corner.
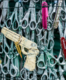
[
  {"x1": 12, "y1": 2, "x2": 19, "y2": 31},
  {"x1": 47, "y1": 22, "x2": 54, "y2": 52},
  {"x1": 20, "y1": 3, "x2": 31, "y2": 29},
  {"x1": 6, "y1": 2, "x2": 19, "y2": 30},
  {"x1": 48, "y1": 3, "x2": 52, "y2": 19},
  {"x1": 56, "y1": 49, "x2": 65, "y2": 66},
  {"x1": 9, "y1": 42, "x2": 19, "y2": 77},
  {"x1": 51, "y1": 0, "x2": 57, "y2": 21},
  {"x1": 30, "y1": 0, "x2": 36, "y2": 43},
  {"x1": 6, "y1": 12, "x2": 15, "y2": 29},
  {"x1": 30, "y1": 1, "x2": 36, "y2": 30},
  {"x1": 2, "y1": 0, "x2": 9, "y2": 21},
  {"x1": 58, "y1": 21, "x2": 66, "y2": 59},
  {"x1": 2, "y1": 54, "x2": 10, "y2": 75},
  {"x1": 37, "y1": 51, "x2": 46, "y2": 69}
]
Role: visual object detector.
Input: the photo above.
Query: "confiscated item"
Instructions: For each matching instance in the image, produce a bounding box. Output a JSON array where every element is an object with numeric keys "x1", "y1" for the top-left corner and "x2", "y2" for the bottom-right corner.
[{"x1": 1, "y1": 27, "x2": 39, "y2": 71}]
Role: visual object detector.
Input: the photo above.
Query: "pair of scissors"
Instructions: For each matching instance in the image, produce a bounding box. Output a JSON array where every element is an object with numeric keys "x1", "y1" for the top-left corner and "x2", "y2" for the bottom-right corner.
[
  {"x1": 20, "y1": 67, "x2": 36, "y2": 80},
  {"x1": 2, "y1": 37, "x2": 19, "y2": 77},
  {"x1": 6, "y1": 2, "x2": 19, "y2": 31},
  {"x1": 41, "y1": 63, "x2": 57, "y2": 80}
]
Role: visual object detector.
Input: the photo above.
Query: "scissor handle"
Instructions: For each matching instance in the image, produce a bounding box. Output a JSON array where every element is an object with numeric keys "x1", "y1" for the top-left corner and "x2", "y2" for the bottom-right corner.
[
  {"x1": 2, "y1": 64, "x2": 9, "y2": 75},
  {"x1": 12, "y1": 19, "x2": 19, "y2": 31},
  {"x1": 20, "y1": 68, "x2": 27, "y2": 79},
  {"x1": 9, "y1": 64, "x2": 18, "y2": 77}
]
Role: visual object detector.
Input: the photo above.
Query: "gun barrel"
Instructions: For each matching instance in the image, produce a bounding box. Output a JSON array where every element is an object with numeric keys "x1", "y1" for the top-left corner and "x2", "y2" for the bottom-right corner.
[{"x1": 1, "y1": 27, "x2": 21, "y2": 43}]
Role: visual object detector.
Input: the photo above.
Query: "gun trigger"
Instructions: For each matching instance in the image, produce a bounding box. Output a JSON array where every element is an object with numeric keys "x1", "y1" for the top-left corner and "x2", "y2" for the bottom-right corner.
[
  {"x1": 0, "y1": 59, "x2": 2, "y2": 64},
  {"x1": 15, "y1": 42, "x2": 22, "y2": 58}
]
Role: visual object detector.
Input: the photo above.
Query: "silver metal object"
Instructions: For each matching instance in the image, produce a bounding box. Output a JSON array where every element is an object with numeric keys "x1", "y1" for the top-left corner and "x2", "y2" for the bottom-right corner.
[
  {"x1": 2, "y1": 0, "x2": 9, "y2": 21},
  {"x1": 20, "y1": 5, "x2": 30, "y2": 29},
  {"x1": 41, "y1": 69, "x2": 48, "y2": 80},
  {"x1": 6, "y1": 12, "x2": 15, "y2": 29},
  {"x1": 12, "y1": 2, "x2": 19, "y2": 30},
  {"x1": 50, "y1": 0, "x2": 57, "y2": 21}
]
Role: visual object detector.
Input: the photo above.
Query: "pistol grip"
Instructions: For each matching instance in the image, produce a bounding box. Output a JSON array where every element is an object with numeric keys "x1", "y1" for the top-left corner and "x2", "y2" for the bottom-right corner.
[{"x1": 24, "y1": 55, "x2": 36, "y2": 71}]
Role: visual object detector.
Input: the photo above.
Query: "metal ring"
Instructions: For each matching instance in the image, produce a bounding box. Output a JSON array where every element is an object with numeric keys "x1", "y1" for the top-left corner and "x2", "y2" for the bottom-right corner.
[
  {"x1": 2, "y1": 65, "x2": 9, "y2": 75},
  {"x1": 20, "y1": 68, "x2": 27, "y2": 79},
  {"x1": 9, "y1": 66, "x2": 18, "y2": 77},
  {"x1": 22, "y1": 20, "x2": 28, "y2": 29},
  {"x1": 30, "y1": 21, "x2": 37, "y2": 30},
  {"x1": 37, "y1": 60, "x2": 46, "y2": 69},
  {"x1": 12, "y1": 20, "x2": 19, "y2": 31}
]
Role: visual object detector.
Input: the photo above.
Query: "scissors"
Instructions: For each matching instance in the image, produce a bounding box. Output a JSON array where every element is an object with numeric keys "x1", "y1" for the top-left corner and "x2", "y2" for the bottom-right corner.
[
  {"x1": 37, "y1": 30, "x2": 48, "y2": 69},
  {"x1": 6, "y1": 12, "x2": 15, "y2": 29},
  {"x1": 12, "y1": 2, "x2": 19, "y2": 31},
  {"x1": 56, "y1": 49, "x2": 65, "y2": 66},
  {"x1": 6, "y1": 2, "x2": 19, "y2": 30},
  {"x1": 20, "y1": 2, "x2": 31, "y2": 29},
  {"x1": 41, "y1": 59, "x2": 58, "y2": 80},
  {"x1": 47, "y1": 3, "x2": 53, "y2": 31},
  {"x1": 2, "y1": 52, "x2": 10, "y2": 75},
  {"x1": 58, "y1": 21, "x2": 66, "y2": 60},
  {"x1": 20, "y1": 67, "x2": 36, "y2": 80},
  {"x1": 2, "y1": 37, "x2": 19, "y2": 77},
  {"x1": 9, "y1": 42, "x2": 19, "y2": 77},
  {"x1": 30, "y1": 0, "x2": 36, "y2": 42},
  {"x1": 24, "y1": 0, "x2": 36, "y2": 39},
  {"x1": 50, "y1": 0, "x2": 57, "y2": 21},
  {"x1": 47, "y1": 21, "x2": 54, "y2": 52},
  {"x1": 2, "y1": 49, "x2": 19, "y2": 77},
  {"x1": 29, "y1": 0, "x2": 36, "y2": 31}
]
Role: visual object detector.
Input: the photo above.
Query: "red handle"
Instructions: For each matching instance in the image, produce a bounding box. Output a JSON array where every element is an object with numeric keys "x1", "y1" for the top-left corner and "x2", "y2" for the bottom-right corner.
[
  {"x1": 42, "y1": 2, "x2": 48, "y2": 29},
  {"x1": 61, "y1": 37, "x2": 66, "y2": 59}
]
